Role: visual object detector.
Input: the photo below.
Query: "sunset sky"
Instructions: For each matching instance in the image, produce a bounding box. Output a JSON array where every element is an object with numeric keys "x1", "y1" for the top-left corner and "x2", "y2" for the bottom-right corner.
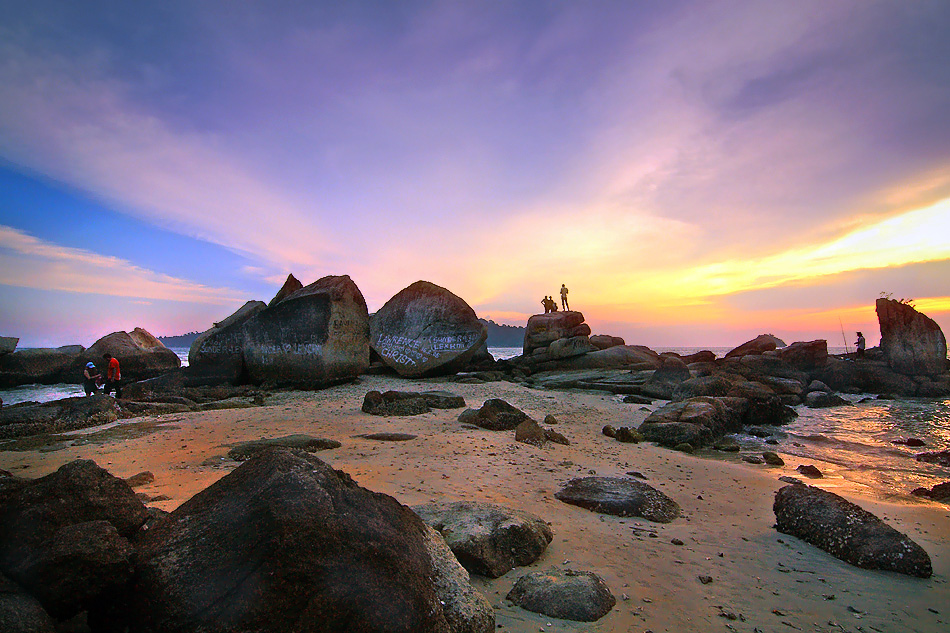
[{"x1": 1, "y1": 1, "x2": 948, "y2": 349}]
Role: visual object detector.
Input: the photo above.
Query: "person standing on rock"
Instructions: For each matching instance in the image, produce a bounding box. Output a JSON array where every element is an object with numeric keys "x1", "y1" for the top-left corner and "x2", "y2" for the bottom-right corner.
[
  {"x1": 560, "y1": 284, "x2": 570, "y2": 311},
  {"x1": 103, "y1": 353, "x2": 122, "y2": 398},
  {"x1": 82, "y1": 362, "x2": 101, "y2": 396},
  {"x1": 542, "y1": 296, "x2": 551, "y2": 313},
  {"x1": 855, "y1": 332, "x2": 866, "y2": 358}
]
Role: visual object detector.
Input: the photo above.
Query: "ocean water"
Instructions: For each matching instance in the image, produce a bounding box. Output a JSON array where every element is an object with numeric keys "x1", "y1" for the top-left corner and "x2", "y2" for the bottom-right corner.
[{"x1": 2, "y1": 344, "x2": 947, "y2": 498}]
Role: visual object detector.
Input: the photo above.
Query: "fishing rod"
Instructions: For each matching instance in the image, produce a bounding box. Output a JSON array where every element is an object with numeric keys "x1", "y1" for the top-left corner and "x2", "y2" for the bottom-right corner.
[{"x1": 838, "y1": 317, "x2": 852, "y2": 358}]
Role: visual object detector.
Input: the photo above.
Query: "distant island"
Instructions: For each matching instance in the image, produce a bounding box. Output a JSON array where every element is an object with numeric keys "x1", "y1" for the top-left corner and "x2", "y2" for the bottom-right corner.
[{"x1": 159, "y1": 319, "x2": 526, "y2": 349}]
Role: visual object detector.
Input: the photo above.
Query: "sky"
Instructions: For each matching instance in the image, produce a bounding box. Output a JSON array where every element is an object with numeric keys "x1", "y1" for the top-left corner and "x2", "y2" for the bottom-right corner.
[{"x1": 1, "y1": 0, "x2": 949, "y2": 349}]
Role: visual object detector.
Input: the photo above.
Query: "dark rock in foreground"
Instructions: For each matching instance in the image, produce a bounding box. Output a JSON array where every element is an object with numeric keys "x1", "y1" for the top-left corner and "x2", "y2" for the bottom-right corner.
[
  {"x1": 419, "y1": 525, "x2": 494, "y2": 633},
  {"x1": 121, "y1": 448, "x2": 460, "y2": 632},
  {"x1": 412, "y1": 501, "x2": 553, "y2": 578},
  {"x1": 638, "y1": 397, "x2": 743, "y2": 448},
  {"x1": 555, "y1": 477, "x2": 680, "y2": 522},
  {"x1": 8, "y1": 520, "x2": 133, "y2": 620},
  {"x1": 0, "y1": 460, "x2": 147, "y2": 573},
  {"x1": 458, "y1": 399, "x2": 531, "y2": 431},
  {"x1": 506, "y1": 569, "x2": 615, "y2": 622},
  {"x1": 0, "y1": 571, "x2": 56, "y2": 633},
  {"x1": 796, "y1": 464, "x2": 823, "y2": 478},
  {"x1": 226, "y1": 435, "x2": 341, "y2": 460},
  {"x1": 371, "y1": 281, "x2": 487, "y2": 378},
  {"x1": 773, "y1": 484, "x2": 932, "y2": 577}
]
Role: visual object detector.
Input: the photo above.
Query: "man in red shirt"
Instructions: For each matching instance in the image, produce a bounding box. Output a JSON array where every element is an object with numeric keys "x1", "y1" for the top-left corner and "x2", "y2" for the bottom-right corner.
[{"x1": 103, "y1": 353, "x2": 122, "y2": 399}]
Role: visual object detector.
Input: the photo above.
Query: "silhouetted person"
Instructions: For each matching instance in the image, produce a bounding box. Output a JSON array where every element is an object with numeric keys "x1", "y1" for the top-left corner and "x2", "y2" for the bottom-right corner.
[
  {"x1": 560, "y1": 284, "x2": 570, "y2": 311},
  {"x1": 855, "y1": 332, "x2": 866, "y2": 358},
  {"x1": 542, "y1": 296, "x2": 551, "y2": 313}
]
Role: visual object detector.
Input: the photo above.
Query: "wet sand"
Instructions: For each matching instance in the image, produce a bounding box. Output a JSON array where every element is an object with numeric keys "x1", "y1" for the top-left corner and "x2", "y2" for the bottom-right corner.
[{"x1": 1, "y1": 375, "x2": 948, "y2": 632}]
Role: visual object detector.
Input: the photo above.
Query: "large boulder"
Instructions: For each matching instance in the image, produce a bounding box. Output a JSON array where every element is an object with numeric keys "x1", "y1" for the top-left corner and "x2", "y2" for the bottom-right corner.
[
  {"x1": 412, "y1": 501, "x2": 553, "y2": 578},
  {"x1": 554, "y1": 477, "x2": 680, "y2": 522},
  {"x1": 773, "y1": 340, "x2": 828, "y2": 370},
  {"x1": 119, "y1": 448, "x2": 460, "y2": 632},
  {"x1": 0, "y1": 572, "x2": 56, "y2": 633},
  {"x1": 724, "y1": 334, "x2": 786, "y2": 359},
  {"x1": 0, "y1": 395, "x2": 121, "y2": 439},
  {"x1": 242, "y1": 275, "x2": 370, "y2": 387},
  {"x1": 268, "y1": 273, "x2": 303, "y2": 307},
  {"x1": 0, "y1": 337, "x2": 17, "y2": 356},
  {"x1": 7, "y1": 520, "x2": 133, "y2": 620},
  {"x1": 523, "y1": 312, "x2": 588, "y2": 355},
  {"x1": 876, "y1": 298, "x2": 948, "y2": 377},
  {"x1": 774, "y1": 484, "x2": 931, "y2": 577},
  {"x1": 638, "y1": 397, "x2": 744, "y2": 447},
  {"x1": 0, "y1": 460, "x2": 147, "y2": 574},
  {"x1": 533, "y1": 345, "x2": 660, "y2": 371},
  {"x1": 371, "y1": 281, "x2": 486, "y2": 378},
  {"x1": 189, "y1": 301, "x2": 267, "y2": 382},
  {"x1": 506, "y1": 569, "x2": 615, "y2": 622},
  {"x1": 0, "y1": 345, "x2": 85, "y2": 388},
  {"x1": 82, "y1": 328, "x2": 181, "y2": 383}
]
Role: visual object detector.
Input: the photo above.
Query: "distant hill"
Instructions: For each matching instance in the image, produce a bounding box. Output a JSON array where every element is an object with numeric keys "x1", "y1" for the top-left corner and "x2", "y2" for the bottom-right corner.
[
  {"x1": 158, "y1": 331, "x2": 201, "y2": 348},
  {"x1": 159, "y1": 320, "x2": 526, "y2": 350},
  {"x1": 479, "y1": 319, "x2": 525, "y2": 348}
]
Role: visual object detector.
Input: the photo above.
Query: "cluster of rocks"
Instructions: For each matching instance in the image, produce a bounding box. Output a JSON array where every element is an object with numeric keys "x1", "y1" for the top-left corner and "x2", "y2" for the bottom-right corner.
[
  {"x1": 361, "y1": 390, "x2": 466, "y2": 416},
  {"x1": 457, "y1": 399, "x2": 569, "y2": 448},
  {"x1": 0, "y1": 328, "x2": 180, "y2": 388},
  {"x1": 0, "y1": 451, "x2": 499, "y2": 633}
]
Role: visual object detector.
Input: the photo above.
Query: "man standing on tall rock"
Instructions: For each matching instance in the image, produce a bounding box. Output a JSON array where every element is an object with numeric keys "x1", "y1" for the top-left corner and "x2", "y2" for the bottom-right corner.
[{"x1": 560, "y1": 284, "x2": 570, "y2": 311}]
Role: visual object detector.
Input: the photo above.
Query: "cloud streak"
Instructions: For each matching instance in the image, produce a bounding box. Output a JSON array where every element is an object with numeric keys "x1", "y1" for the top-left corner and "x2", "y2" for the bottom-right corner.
[{"x1": 0, "y1": 225, "x2": 245, "y2": 305}]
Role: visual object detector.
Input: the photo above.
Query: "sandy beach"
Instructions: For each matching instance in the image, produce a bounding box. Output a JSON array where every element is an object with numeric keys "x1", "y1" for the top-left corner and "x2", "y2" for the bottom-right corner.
[{"x1": 1, "y1": 375, "x2": 947, "y2": 633}]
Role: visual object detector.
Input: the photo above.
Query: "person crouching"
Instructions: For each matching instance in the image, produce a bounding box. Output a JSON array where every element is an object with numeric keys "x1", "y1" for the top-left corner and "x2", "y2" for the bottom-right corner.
[{"x1": 83, "y1": 362, "x2": 101, "y2": 396}]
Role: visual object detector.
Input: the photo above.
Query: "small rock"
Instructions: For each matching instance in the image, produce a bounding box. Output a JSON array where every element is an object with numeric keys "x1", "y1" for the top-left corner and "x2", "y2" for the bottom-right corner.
[
  {"x1": 625, "y1": 471, "x2": 647, "y2": 480},
  {"x1": 615, "y1": 427, "x2": 643, "y2": 443},
  {"x1": 779, "y1": 476, "x2": 803, "y2": 485},
  {"x1": 762, "y1": 452, "x2": 785, "y2": 466},
  {"x1": 742, "y1": 455, "x2": 764, "y2": 464},
  {"x1": 124, "y1": 471, "x2": 155, "y2": 488},
  {"x1": 543, "y1": 414, "x2": 558, "y2": 425},
  {"x1": 622, "y1": 394, "x2": 653, "y2": 405},
  {"x1": 673, "y1": 442, "x2": 694, "y2": 454},
  {"x1": 671, "y1": 538, "x2": 684, "y2": 546},
  {"x1": 698, "y1": 575, "x2": 713, "y2": 584},
  {"x1": 357, "y1": 433, "x2": 417, "y2": 442},
  {"x1": 892, "y1": 437, "x2": 926, "y2": 447},
  {"x1": 506, "y1": 569, "x2": 615, "y2": 622},
  {"x1": 796, "y1": 464, "x2": 823, "y2": 478},
  {"x1": 602, "y1": 425, "x2": 616, "y2": 438},
  {"x1": 765, "y1": 438, "x2": 779, "y2": 445}
]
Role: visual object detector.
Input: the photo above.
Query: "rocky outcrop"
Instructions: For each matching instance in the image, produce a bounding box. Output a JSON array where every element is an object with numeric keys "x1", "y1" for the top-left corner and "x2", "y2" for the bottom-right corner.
[
  {"x1": 523, "y1": 312, "x2": 589, "y2": 356},
  {"x1": 724, "y1": 334, "x2": 786, "y2": 359},
  {"x1": 506, "y1": 569, "x2": 615, "y2": 622},
  {"x1": 531, "y1": 345, "x2": 660, "y2": 372},
  {"x1": 876, "y1": 298, "x2": 948, "y2": 377},
  {"x1": 0, "y1": 345, "x2": 85, "y2": 388},
  {"x1": 0, "y1": 337, "x2": 17, "y2": 356},
  {"x1": 638, "y1": 397, "x2": 743, "y2": 448},
  {"x1": 458, "y1": 399, "x2": 531, "y2": 431},
  {"x1": 82, "y1": 328, "x2": 181, "y2": 383},
  {"x1": 589, "y1": 334, "x2": 625, "y2": 350},
  {"x1": 412, "y1": 501, "x2": 553, "y2": 578},
  {"x1": 119, "y1": 448, "x2": 464, "y2": 632},
  {"x1": 774, "y1": 484, "x2": 931, "y2": 577},
  {"x1": 7, "y1": 520, "x2": 133, "y2": 620},
  {"x1": 773, "y1": 340, "x2": 828, "y2": 370},
  {"x1": 555, "y1": 477, "x2": 680, "y2": 522},
  {"x1": 0, "y1": 395, "x2": 122, "y2": 439},
  {"x1": 910, "y1": 482, "x2": 950, "y2": 502},
  {"x1": 267, "y1": 273, "x2": 303, "y2": 307},
  {"x1": 0, "y1": 571, "x2": 57, "y2": 633},
  {"x1": 514, "y1": 420, "x2": 569, "y2": 447},
  {"x1": 243, "y1": 275, "x2": 370, "y2": 387},
  {"x1": 0, "y1": 461, "x2": 147, "y2": 576},
  {"x1": 371, "y1": 281, "x2": 486, "y2": 378},
  {"x1": 189, "y1": 300, "x2": 267, "y2": 382}
]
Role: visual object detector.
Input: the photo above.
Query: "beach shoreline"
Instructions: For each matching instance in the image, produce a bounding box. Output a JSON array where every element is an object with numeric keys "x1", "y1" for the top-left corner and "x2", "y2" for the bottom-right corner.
[{"x1": 1, "y1": 374, "x2": 947, "y2": 632}]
